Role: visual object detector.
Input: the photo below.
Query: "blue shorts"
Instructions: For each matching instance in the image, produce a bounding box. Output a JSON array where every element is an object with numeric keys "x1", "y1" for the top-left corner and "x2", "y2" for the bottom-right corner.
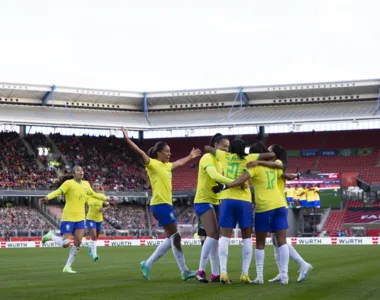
[
  {"x1": 255, "y1": 207, "x2": 288, "y2": 233},
  {"x1": 300, "y1": 200, "x2": 307, "y2": 207},
  {"x1": 286, "y1": 197, "x2": 293, "y2": 203},
  {"x1": 151, "y1": 204, "x2": 177, "y2": 227},
  {"x1": 218, "y1": 199, "x2": 253, "y2": 229},
  {"x1": 60, "y1": 220, "x2": 85, "y2": 235},
  {"x1": 314, "y1": 200, "x2": 320, "y2": 208},
  {"x1": 306, "y1": 201, "x2": 315, "y2": 207},
  {"x1": 194, "y1": 203, "x2": 220, "y2": 217},
  {"x1": 86, "y1": 219, "x2": 103, "y2": 232}
]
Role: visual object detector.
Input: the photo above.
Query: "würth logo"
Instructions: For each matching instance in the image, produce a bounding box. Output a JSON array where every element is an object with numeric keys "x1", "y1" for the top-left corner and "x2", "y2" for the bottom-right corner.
[
  {"x1": 372, "y1": 237, "x2": 378, "y2": 245},
  {"x1": 1, "y1": 242, "x2": 6, "y2": 248},
  {"x1": 104, "y1": 240, "x2": 110, "y2": 247},
  {"x1": 252, "y1": 238, "x2": 256, "y2": 245},
  {"x1": 140, "y1": 240, "x2": 146, "y2": 246},
  {"x1": 331, "y1": 237, "x2": 337, "y2": 245},
  {"x1": 291, "y1": 238, "x2": 297, "y2": 245},
  {"x1": 35, "y1": 241, "x2": 41, "y2": 248}
]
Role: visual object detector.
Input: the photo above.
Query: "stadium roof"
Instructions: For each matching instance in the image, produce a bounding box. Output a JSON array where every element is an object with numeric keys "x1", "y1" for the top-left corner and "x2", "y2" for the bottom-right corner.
[{"x1": 0, "y1": 78, "x2": 379, "y2": 130}]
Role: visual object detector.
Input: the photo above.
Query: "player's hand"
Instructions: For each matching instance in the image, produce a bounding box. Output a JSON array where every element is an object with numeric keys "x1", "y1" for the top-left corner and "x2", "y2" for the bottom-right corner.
[
  {"x1": 190, "y1": 148, "x2": 202, "y2": 159},
  {"x1": 296, "y1": 172, "x2": 301, "y2": 180},
  {"x1": 121, "y1": 127, "x2": 129, "y2": 139},
  {"x1": 212, "y1": 183, "x2": 228, "y2": 193},
  {"x1": 240, "y1": 183, "x2": 249, "y2": 190},
  {"x1": 39, "y1": 197, "x2": 48, "y2": 205},
  {"x1": 246, "y1": 161, "x2": 259, "y2": 168}
]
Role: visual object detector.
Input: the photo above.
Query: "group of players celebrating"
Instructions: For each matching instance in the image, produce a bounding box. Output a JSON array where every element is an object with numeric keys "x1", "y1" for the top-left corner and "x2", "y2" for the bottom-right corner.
[
  {"x1": 39, "y1": 128, "x2": 312, "y2": 284},
  {"x1": 285, "y1": 184, "x2": 321, "y2": 208}
]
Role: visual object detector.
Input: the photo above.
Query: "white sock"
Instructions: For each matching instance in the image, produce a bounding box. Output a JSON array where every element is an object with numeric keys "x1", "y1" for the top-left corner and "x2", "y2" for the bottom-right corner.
[
  {"x1": 255, "y1": 249, "x2": 265, "y2": 279},
  {"x1": 146, "y1": 238, "x2": 171, "y2": 269},
  {"x1": 209, "y1": 238, "x2": 219, "y2": 276},
  {"x1": 273, "y1": 245, "x2": 281, "y2": 273},
  {"x1": 278, "y1": 244, "x2": 289, "y2": 278},
  {"x1": 90, "y1": 240, "x2": 97, "y2": 256},
  {"x1": 65, "y1": 245, "x2": 79, "y2": 268},
  {"x1": 51, "y1": 234, "x2": 63, "y2": 246},
  {"x1": 288, "y1": 244, "x2": 307, "y2": 267},
  {"x1": 199, "y1": 237, "x2": 216, "y2": 271},
  {"x1": 219, "y1": 237, "x2": 230, "y2": 274},
  {"x1": 171, "y1": 232, "x2": 188, "y2": 273},
  {"x1": 241, "y1": 238, "x2": 252, "y2": 276}
]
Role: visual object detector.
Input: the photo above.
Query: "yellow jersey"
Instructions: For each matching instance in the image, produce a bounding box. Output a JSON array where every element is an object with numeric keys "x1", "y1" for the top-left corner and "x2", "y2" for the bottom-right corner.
[
  {"x1": 298, "y1": 188, "x2": 307, "y2": 201},
  {"x1": 194, "y1": 154, "x2": 226, "y2": 205},
  {"x1": 333, "y1": 186, "x2": 338, "y2": 192},
  {"x1": 215, "y1": 150, "x2": 259, "y2": 202},
  {"x1": 145, "y1": 158, "x2": 173, "y2": 206},
  {"x1": 86, "y1": 196, "x2": 104, "y2": 222},
  {"x1": 306, "y1": 188, "x2": 316, "y2": 202},
  {"x1": 275, "y1": 160, "x2": 288, "y2": 208},
  {"x1": 314, "y1": 187, "x2": 320, "y2": 200},
  {"x1": 247, "y1": 165, "x2": 284, "y2": 212},
  {"x1": 46, "y1": 179, "x2": 107, "y2": 222},
  {"x1": 286, "y1": 187, "x2": 295, "y2": 198}
]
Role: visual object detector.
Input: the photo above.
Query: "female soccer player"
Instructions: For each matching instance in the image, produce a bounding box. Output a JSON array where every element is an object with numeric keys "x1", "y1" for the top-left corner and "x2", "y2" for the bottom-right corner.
[
  {"x1": 212, "y1": 142, "x2": 290, "y2": 284},
  {"x1": 264, "y1": 144, "x2": 313, "y2": 283},
  {"x1": 86, "y1": 181, "x2": 113, "y2": 262},
  {"x1": 40, "y1": 166, "x2": 111, "y2": 273},
  {"x1": 194, "y1": 133, "x2": 233, "y2": 283},
  {"x1": 121, "y1": 128, "x2": 201, "y2": 281},
  {"x1": 205, "y1": 138, "x2": 275, "y2": 284}
]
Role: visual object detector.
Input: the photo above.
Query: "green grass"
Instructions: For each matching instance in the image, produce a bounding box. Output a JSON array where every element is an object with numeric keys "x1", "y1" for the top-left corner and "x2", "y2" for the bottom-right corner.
[
  {"x1": 0, "y1": 245, "x2": 379, "y2": 300},
  {"x1": 321, "y1": 190, "x2": 341, "y2": 208}
]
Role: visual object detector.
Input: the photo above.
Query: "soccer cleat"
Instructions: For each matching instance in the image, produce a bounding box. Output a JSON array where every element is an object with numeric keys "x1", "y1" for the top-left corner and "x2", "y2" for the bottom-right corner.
[
  {"x1": 220, "y1": 273, "x2": 231, "y2": 284},
  {"x1": 196, "y1": 270, "x2": 208, "y2": 283},
  {"x1": 297, "y1": 263, "x2": 313, "y2": 282},
  {"x1": 42, "y1": 230, "x2": 54, "y2": 244},
  {"x1": 182, "y1": 269, "x2": 197, "y2": 281},
  {"x1": 88, "y1": 247, "x2": 92, "y2": 257},
  {"x1": 268, "y1": 274, "x2": 281, "y2": 283},
  {"x1": 62, "y1": 266, "x2": 76, "y2": 274},
  {"x1": 252, "y1": 277, "x2": 264, "y2": 284},
  {"x1": 140, "y1": 261, "x2": 151, "y2": 280},
  {"x1": 280, "y1": 276, "x2": 289, "y2": 285},
  {"x1": 240, "y1": 274, "x2": 253, "y2": 284},
  {"x1": 93, "y1": 255, "x2": 99, "y2": 262},
  {"x1": 211, "y1": 274, "x2": 220, "y2": 283}
]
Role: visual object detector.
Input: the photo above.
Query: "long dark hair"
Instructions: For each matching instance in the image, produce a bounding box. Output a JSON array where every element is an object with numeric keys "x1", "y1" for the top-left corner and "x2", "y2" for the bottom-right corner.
[
  {"x1": 147, "y1": 141, "x2": 168, "y2": 159},
  {"x1": 230, "y1": 138, "x2": 246, "y2": 160},
  {"x1": 270, "y1": 144, "x2": 288, "y2": 172},
  {"x1": 210, "y1": 133, "x2": 227, "y2": 147},
  {"x1": 249, "y1": 141, "x2": 269, "y2": 154},
  {"x1": 57, "y1": 166, "x2": 83, "y2": 188}
]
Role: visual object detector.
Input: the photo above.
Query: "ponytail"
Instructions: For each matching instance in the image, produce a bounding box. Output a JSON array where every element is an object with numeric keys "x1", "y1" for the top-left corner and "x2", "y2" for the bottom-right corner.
[
  {"x1": 210, "y1": 133, "x2": 226, "y2": 147},
  {"x1": 270, "y1": 144, "x2": 288, "y2": 172},
  {"x1": 148, "y1": 141, "x2": 168, "y2": 159},
  {"x1": 230, "y1": 138, "x2": 246, "y2": 160}
]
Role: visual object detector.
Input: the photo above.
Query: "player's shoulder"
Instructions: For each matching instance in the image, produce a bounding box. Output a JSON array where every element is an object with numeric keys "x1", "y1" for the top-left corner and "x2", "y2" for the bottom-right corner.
[{"x1": 200, "y1": 153, "x2": 215, "y2": 163}]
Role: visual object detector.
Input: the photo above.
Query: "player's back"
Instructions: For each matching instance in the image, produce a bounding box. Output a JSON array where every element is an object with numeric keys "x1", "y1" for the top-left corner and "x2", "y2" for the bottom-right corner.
[
  {"x1": 215, "y1": 150, "x2": 258, "y2": 202},
  {"x1": 248, "y1": 165, "x2": 284, "y2": 212}
]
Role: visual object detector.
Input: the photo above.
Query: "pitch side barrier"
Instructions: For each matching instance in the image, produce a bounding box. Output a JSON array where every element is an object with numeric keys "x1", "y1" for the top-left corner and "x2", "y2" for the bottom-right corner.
[{"x1": 0, "y1": 237, "x2": 378, "y2": 249}]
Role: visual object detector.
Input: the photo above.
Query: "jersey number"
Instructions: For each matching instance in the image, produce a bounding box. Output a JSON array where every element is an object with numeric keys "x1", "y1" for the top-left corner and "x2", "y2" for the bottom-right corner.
[
  {"x1": 265, "y1": 170, "x2": 276, "y2": 189},
  {"x1": 226, "y1": 163, "x2": 239, "y2": 179}
]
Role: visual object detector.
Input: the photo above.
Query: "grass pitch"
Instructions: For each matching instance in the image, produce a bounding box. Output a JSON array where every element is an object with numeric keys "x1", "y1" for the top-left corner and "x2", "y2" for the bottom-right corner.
[{"x1": 0, "y1": 245, "x2": 378, "y2": 300}]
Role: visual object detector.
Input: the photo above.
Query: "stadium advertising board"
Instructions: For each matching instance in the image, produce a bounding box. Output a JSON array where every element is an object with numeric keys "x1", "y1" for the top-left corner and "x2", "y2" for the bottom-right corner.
[
  {"x1": 301, "y1": 149, "x2": 318, "y2": 157},
  {"x1": 285, "y1": 173, "x2": 341, "y2": 208},
  {"x1": 1, "y1": 237, "x2": 377, "y2": 249},
  {"x1": 319, "y1": 149, "x2": 338, "y2": 157}
]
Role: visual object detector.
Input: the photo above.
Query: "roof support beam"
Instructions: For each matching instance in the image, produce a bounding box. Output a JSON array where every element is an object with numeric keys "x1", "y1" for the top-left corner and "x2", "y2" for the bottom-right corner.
[
  {"x1": 41, "y1": 85, "x2": 56, "y2": 106},
  {"x1": 240, "y1": 87, "x2": 249, "y2": 107},
  {"x1": 375, "y1": 88, "x2": 380, "y2": 115},
  {"x1": 143, "y1": 92, "x2": 149, "y2": 120}
]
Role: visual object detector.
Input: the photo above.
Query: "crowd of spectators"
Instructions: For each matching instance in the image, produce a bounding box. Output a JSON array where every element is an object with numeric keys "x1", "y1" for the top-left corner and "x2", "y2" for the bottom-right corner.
[
  {"x1": 103, "y1": 204, "x2": 147, "y2": 230},
  {"x1": 0, "y1": 132, "x2": 57, "y2": 190},
  {"x1": 0, "y1": 205, "x2": 56, "y2": 237}
]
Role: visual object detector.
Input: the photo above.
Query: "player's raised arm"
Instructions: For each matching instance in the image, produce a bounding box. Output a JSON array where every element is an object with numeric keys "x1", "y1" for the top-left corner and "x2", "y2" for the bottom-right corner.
[
  {"x1": 246, "y1": 160, "x2": 283, "y2": 169},
  {"x1": 204, "y1": 145, "x2": 216, "y2": 155},
  {"x1": 172, "y1": 148, "x2": 201, "y2": 170},
  {"x1": 282, "y1": 173, "x2": 301, "y2": 180},
  {"x1": 121, "y1": 127, "x2": 150, "y2": 165},
  {"x1": 39, "y1": 180, "x2": 70, "y2": 204}
]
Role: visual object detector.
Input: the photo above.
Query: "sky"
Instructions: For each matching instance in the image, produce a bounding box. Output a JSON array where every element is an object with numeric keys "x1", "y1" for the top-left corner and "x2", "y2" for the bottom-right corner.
[{"x1": 0, "y1": 0, "x2": 379, "y2": 92}]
